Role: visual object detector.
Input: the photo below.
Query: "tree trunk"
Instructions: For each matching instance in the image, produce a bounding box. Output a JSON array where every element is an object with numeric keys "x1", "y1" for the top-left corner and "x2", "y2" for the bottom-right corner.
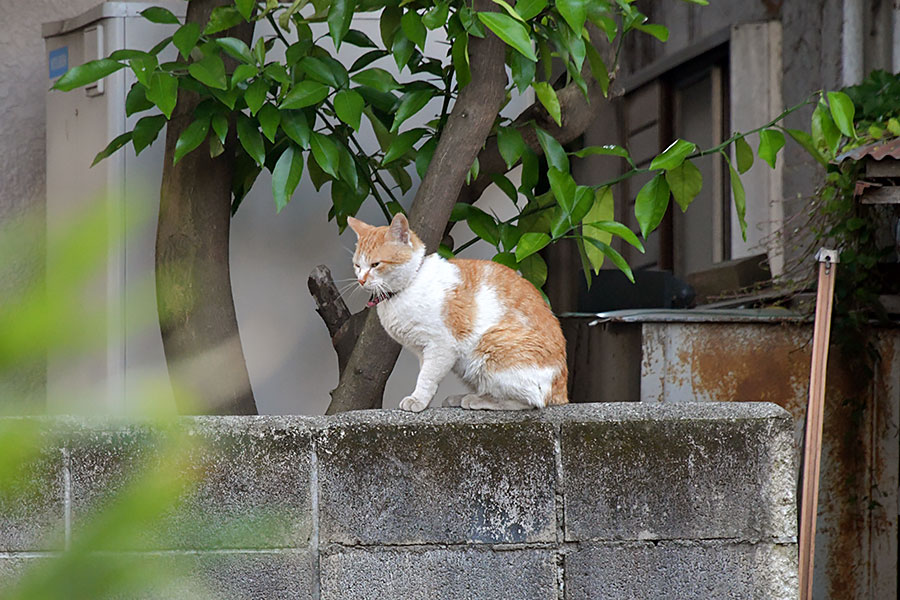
[
  {"x1": 155, "y1": 0, "x2": 257, "y2": 415},
  {"x1": 323, "y1": 0, "x2": 509, "y2": 413}
]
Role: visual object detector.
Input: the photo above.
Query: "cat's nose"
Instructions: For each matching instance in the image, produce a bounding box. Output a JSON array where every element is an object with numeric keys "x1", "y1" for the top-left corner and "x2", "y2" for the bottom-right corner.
[{"x1": 358, "y1": 273, "x2": 367, "y2": 285}]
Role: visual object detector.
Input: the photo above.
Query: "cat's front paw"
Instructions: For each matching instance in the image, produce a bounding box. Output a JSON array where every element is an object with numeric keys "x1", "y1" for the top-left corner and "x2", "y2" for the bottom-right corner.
[{"x1": 400, "y1": 395, "x2": 428, "y2": 412}]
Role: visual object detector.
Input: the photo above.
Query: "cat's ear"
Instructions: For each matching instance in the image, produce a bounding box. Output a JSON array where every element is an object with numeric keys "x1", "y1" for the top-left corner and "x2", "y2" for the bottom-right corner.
[
  {"x1": 389, "y1": 212, "x2": 410, "y2": 244},
  {"x1": 347, "y1": 217, "x2": 372, "y2": 238}
]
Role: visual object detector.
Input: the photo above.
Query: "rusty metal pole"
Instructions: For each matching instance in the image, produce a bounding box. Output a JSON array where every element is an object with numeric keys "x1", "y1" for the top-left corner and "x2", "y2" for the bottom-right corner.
[{"x1": 799, "y1": 248, "x2": 839, "y2": 600}]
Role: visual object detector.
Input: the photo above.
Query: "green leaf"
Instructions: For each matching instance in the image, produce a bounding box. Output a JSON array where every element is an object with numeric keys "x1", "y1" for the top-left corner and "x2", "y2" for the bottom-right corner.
[
  {"x1": 548, "y1": 167, "x2": 576, "y2": 215},
  {"x1": 582, "y1": 186, "x2": 614, "y2": 271},
  {"x1": 272, "y1": 145, "x2": 304, "y2": 213},
  {"x1": 350, "y1": 68, "x2": 400, "y2": 92},
  {"x1": 145, "y1": 72, "x2": 178, "y2": 119},
  {"x1": 497, "y1": 127, "x2": 526, "y2": 169},
  {"x1": 328, "y1": 0, "x2": 355, "y2": 49},
  {"x1": 509, "y1": 45, "x2": 536, "y2": 93},
  {"x1": 492, "y1": 252, "x2": 519, "y2": 270},
  {"x1": 519, "y1": 253, "x2": 548, "y2": 288},
  {"x1": 391, "y1": 31, "x2": 415, "y2": 69},
  {"x1": 535, "y1": 127, "x2": 568, "y2": 172},
  {"x1": 451, "y1": 36, "x2": 471, "y2": 88},
  {"x1": 204, "y1": 6, "x2": 243, "y2": 34},
  {"x1": 232, "y1": 64, "x2": 258, "y2": 86},
  {"x1": 423, "y1": 3, "x2": 450, "y2": 29},
  {"x1": 391, "y1": 90, "x2": 434, "y2": 132},
  {"x1": 415, "y1": 138, "x2": 438, "y2": 178},
  {"x1": 253, "y1": 37, "x2": 266, "y2": 65},
  {"x1": 812, "y1": 102, "x2": 841, "y2": 155},
  {"x1": 380, "y1": 6, "x2": 402, "y2": 48},
  {"x1": 299, "y1": 57, "x2": 340, "y2": 88},
  {"x1": 343, "y1": 29, "x2": 378, "y2": 48},
  {"x1": 173, "y1": 118, "x2": 210, "y2": 164},
  {"x1": 490, "y1": 174, "x2": 519, "y2": 204},
  {"x1": 211, "y1": 113, "x2": 228, "y2": 144},
  {"x1": 173, "y1": 23, "x2": 202, "y2": 60},
  {"x1": 635, "y1": 22, "x2": 669, "y2": 41},
  {"x1": 585, "y1": 43, "x2": 609, "y2": 96},
  {"x1": 91, "y1": 132, "x2": 132, "y2": 167},
  {"x1": 53, "y1": 59, "x2": 125, "y2": 91},
  {"x1": 310, "y1": 131, "x2": 340, "y2": 177},
  {"x1": 888, "y1": 117, "x2": 900, "y2": 137},
  {"x1": 634, "y1": 174, "x2": 670, "y2": 238},
  {"x1": 585, "y1": 220, "x2": 645, "y2": 253},
  {"x1": 188, "y1": 53, "x2": 227, "y2": 90},
  {"x1": 757, "y1": 128, "x2": 785, "y2": 169},
  {"x1": 349, "y1": 49, "x2": 389, "y2": 72},
  {"x1": 827, "y1": 91, "x2": 856, "y2": 138},
  {"x1": 556, "y1": 0, "x2": 588, "y2": 32},
  {"x1": 734, "y1": 136, "x2": 754, "y2": 174},
  {"x1": 244, "y1": 78, "x2": 268, "y2": 115},
  {"x1": 533, "y1": 82, "x2": 561, "y2": 126},
  {"x1": 237, "y1": 113, "x2": 266, "y2": 166},
  {"x1": 337, "y1": 144, "x2": 359, "y2": 190},
  {"x1": 129, "y1": 54, "x2": 157, "y2": 88},
  {"x1": 140, "y1": 6, "x2": 180, "y2": 24},
  {"x1": 477, "y1": 12, "x2": 537, "y2": 61},
  {"x1": 280, "y1": 80, "x2": 329, "y2": 109},
  {"x1": 235, "y1": 0, "x2": 255, "y2": 20},
  {"x1": 649, "y1": 139, "x2": 696, "y2": 171},
  {"x1": 132, "y1": 114, "x2": 167, "y2": 154},
  {"x1": 582, "y1": 236, "x2": 634, "y2": 283},
  {"x1": 401, "y1": 10, "x2": 427, "y2": 50},
  {"x1": 499, "y1": 223, "x2": 523, "y2": 251},
  {"x1": 257, "y1": 103, "x2": 281, "y2": 142},
  {"x1": 334, "y1": 89, "x2": 364, "y2": 131},
  {"x1": 516, "y1": 0, "x2": 547, "y2": 19},
  {"x1": 216, "y1": 37, "x2": 254, "y2": 64},
  {"x1": 573, "y1": 144, "x2": 630, "y2": 159},
  {"x1": 280, "y1": 110, "x2": 311, "y2": 149},
  {"x1": 125, "y1": 82, "x2": 153, "y2": 116},
  {"x1": 382, "y1": 128, "x2": 428, "y2": 165},
  {"x1": 665, "y1": 160, "x2": 703, "y2": 212},
  {"x1": 467, "y1": 208, "x2": 500, "y2": 246},
  {"x1": 724, "y1": 153, "x2": 747, "y2": 241},
  {"x1": 785, "y1": 128, "x2": 827, "y2": 167}
]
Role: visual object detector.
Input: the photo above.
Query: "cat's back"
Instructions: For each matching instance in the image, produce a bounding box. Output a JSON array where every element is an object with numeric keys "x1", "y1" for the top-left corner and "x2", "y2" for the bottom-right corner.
[{"x1": 446, "y1": 258, "x2": 568, "y2": 405}]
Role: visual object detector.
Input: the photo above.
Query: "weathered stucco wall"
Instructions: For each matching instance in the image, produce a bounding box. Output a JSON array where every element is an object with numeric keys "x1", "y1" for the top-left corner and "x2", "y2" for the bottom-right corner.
[
  {"x1": 0, "y1": 0, "x2": 96, "y2": 406},
  {"x1": 0, "y1": 403, "x2": 798, "y2": 599}
]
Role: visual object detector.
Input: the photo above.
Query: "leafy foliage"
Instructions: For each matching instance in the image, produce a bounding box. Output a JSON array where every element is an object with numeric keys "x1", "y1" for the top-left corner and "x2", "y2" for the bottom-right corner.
[{"x1": 56, "y1": 0, "x2": 800, "y2": 293}]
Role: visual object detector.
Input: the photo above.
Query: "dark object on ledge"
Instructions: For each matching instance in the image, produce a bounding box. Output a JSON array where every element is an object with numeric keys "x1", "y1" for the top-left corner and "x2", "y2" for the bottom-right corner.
[{"x1": 576, "y1": 270, "x2": 695, "y2": 312}]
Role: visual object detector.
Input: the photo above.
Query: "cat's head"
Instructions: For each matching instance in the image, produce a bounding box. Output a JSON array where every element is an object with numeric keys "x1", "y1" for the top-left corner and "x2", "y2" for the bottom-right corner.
[{"x1": 347, "y1": 213, "x2": 425, "y2": 296}]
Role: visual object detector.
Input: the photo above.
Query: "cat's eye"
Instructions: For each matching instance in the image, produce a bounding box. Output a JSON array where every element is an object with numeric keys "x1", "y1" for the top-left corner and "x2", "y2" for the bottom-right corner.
[{"x1": 371, "y1": 261, "x2": 381, "y2": 268}]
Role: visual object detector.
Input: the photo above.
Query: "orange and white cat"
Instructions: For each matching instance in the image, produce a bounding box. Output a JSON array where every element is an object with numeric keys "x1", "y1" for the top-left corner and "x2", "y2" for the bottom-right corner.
[{"x1": 348, "y1": 213, "x2": 568, "y2": 412}]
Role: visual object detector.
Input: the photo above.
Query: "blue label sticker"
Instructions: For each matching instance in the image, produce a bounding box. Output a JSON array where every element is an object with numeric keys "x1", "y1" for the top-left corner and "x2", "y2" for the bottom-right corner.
[{"x1": 49, "y1": 47, "x2": 68, "y2": 79}]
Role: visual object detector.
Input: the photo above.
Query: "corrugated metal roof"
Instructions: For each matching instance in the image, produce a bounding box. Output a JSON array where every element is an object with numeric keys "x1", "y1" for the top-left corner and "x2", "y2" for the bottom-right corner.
[
  {"x1": 836, "y1": 137, "x2": 900, "y2": 162},
  {"x1": 560, "y1": 308, "x2": 806, "y2": 325}
]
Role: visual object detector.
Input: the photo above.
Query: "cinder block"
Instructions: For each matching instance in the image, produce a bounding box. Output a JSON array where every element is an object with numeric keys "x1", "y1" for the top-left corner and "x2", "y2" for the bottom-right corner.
[
  {"x1": 0, "y1": 421, "x2": 65, "y2": 551},
  {"x1": 0, "y1": 556, "x2": 45, "y2": 597},
  {"x1": 0, "y1": 551, "x2": 314, "y2": 600},
  {"x1": 68, "y1": 416, "x2": 312, "y2": 550},
  {"x1": 321, "y1": 546, "x2": 557, "y2": 600},
  {"x1": 560, "y1": 403, "x2": 795, "y2": 542},
  {"x1": 565, "y1": 541, "x2": 798, "y2": 600},
  {"x1": 317, "y1": 410, "x2": 557, "y2": 544}
]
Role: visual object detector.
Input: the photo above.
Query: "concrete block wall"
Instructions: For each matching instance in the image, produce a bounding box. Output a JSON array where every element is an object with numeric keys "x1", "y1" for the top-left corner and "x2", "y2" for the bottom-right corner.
[{"x1": 0, "y1": 403, "x2": 798, "y2": 599}]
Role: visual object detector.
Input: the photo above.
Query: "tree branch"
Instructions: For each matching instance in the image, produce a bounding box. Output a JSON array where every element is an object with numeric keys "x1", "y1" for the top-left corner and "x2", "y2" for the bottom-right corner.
[
  {"x1": 447, "y1": 60, "x2": 615, "y2": 241},
  {"x1": 323, "y1": 0, "x2": 509, "y2": 412}
]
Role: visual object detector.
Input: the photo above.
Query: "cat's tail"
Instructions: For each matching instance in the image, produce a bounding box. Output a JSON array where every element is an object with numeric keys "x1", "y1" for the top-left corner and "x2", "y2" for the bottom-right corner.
[{"x1": 547, "y1": 366, "x2": 569, "y2": 406}]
